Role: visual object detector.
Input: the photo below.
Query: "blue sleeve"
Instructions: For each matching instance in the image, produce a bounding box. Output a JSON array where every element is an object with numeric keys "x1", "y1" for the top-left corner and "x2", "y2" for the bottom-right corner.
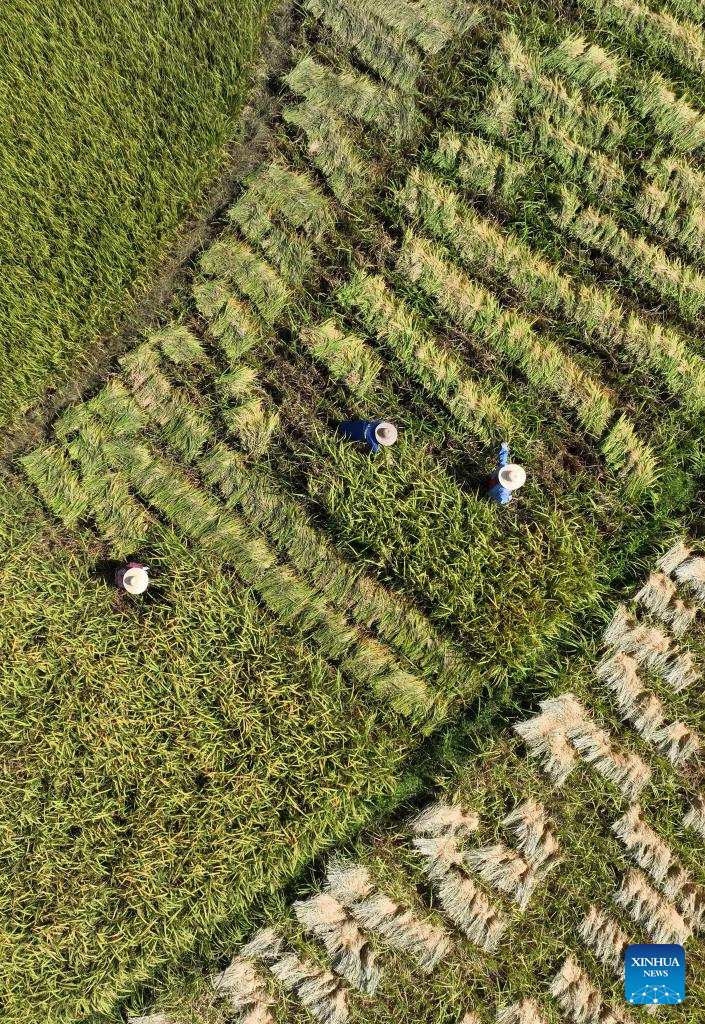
[
  {"x1": 365, "y1": 422, "x2": 380, "y2": 454},
  {"x1": 498, "y1": 442, "x2": 510, "y2": 469}
]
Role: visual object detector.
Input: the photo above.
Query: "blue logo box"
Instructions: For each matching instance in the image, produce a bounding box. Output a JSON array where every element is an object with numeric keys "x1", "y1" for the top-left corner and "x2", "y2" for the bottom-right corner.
[{"x1": 625, "y1": 943, "x2": 685, "y2": 1004}]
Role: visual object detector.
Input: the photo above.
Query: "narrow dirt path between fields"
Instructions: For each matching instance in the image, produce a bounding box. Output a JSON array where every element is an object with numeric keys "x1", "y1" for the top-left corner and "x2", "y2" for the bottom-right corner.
[{"x1": 0, "y1": 0, "x2": 297, "y2": 471}]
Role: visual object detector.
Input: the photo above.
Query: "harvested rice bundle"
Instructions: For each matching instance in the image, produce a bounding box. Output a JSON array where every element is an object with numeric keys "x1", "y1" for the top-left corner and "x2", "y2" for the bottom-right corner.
[
  {"x1": 128, "y1": 1016, "x2": 171, "y2": 1024},
  {"x1": 200, "y1": 239, "x2": 291, "y2": 325},
  {"x1": 229, "y1": 197, "x2": 314, "y2": 284},
  {"x1": 458, "y1": 1015, "x2": 482, "y2": 1024},
  {"x1": 593, "y1": 652, "x2": 698, "y2": 758},
  {"x1": 588, "y1": 0, "x2": 705, "y2": 79},
  {"x1": 613, "y1": 805, "x2": 676, "y2": 884},
  {"x1": 657, "y1": 539, "x2": 693, "y2": 576},
  {"x1": 595, "y1": 652, "x2": 659, "y2": 728},
  {"x1": 283, "y1": 100, "x2": 368, "y2": 203},
  {"x1": 646, "y1": 155, "x2": 705, "y2": 206},
  {"x1": 663, "y1": 650, "x2": 700, "y2": 693},
  {"x1": 615, "y1": 869, "x2": 692, "y2": 945},
  {"x1": 502, "y1": 799, "x2": 562, "y2": 869},
  {"x1": 193, "y1": 279, "x2": 261, "y2": 362},
  {"x1": 239, "y1": 160, "x2": 334, "y2": 238},
  {"x1": 651, "y1": 721, "x2": 701, "y2": 767},
  {"x1": 514, "y1": 694, "x2": 650, "y2": 796},
  {"x1": 532, "y1": 115, "x2": 626, "y2": 196},
  {"x1": 635, "y1": 571, "x2": 675, "y2": 615},
  {"x1": 224, "y1": 398, "x2": 280, "y2": 457},
  {"x1": 293, "y1": 892, "x2": 380, "y2": 993},
  {"x1": 683, "y1": 793, "x2": 705, "y2": 839},
  {"x1": 674, "y1": 554, "x2": 705, "y2": 601},
  {"x1": 435, "y1": 871, "x2": 510, "y2": 950},
  {"x1": 326, "y1": 861, "x2": 451, "y2": 971},
  {"x1": 212, "y1": 930, "x2": 283, "y2": 1023},
  {"x1": 212, "y1": 960, "x2": 275, "y2": 1022},
  {"x1": 549, "y1": 956, "x2": 605, "y2": 1024},
  {"x1": 269, "y1": 952, "x2": 350, "y2": 1024},
  {"x1": 325, "y1": 862, "x2": 375, "y2": 905},
  {"x1": 635, "y1": 572, "x2": 697, "y2": 635},
  {"x1": 21, "y1": 444, "x2": 90, "y2": 529},
  {"x1": 602, "y1": 605, "x2": 671, "y2": 672},
  {"x1": 413, "y1": 830, "x2": 468, "y2": 880},
  {"x1": 305, "y1": 0, "x2": 422, "y2": 92},
  {"x1": 301, "y1": 320, "x2": 382, "y2": 395},
  {"x1": 514, "y1": 695, "x2": 583, "y2": 785},
  {"x1": 638, "y1": 73, "x2": 705, "y2": 152},
  {"x1": 570, "y1": 720, "x2": 651, "y2": 799},
  {"x1": 285, "y1": 56, "x2": 418, "y2": 141},
  {"x1": 465, "y1": 844, "x2": 544, "y2": 909},
  {"x1": 152, "y1": 325, "x2": 205, "y2": 366},
  {"x1": 493, "y1": 30, "x2": 627, "y2": 149},
  {"x1": 412, "y1": 801, "x2": 480, "y2": 837},
  {"x1": 495, "y1": 999, "x2": 550, "y2": 1024},
  {"x1": 434, "y1": 132, "x2": 529, "y2": 203},
  {"x1": 475, "y1": 84, "x2": 519, "y2": 140},
  {"x1": 579, "y1": 905, "x2": 630, "y2": 973},
  {"x1": 348, "y1": 890, "x2": 451, "y2": 971},
  {"x1": 604, "y1": 598, "x2": 698, "y2": 696},
  {"x1": 601, "y1": 415, "x2": 659, "y2": 500},
  {"x1": 413, "y1": 0, "x2": 482, "y2": 39}
]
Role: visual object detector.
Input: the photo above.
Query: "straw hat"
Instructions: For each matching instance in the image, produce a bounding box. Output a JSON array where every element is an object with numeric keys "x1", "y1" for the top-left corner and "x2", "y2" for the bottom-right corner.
[
  {"x1": 122, "y1": 566, "x2": 149, "y2": 595},
  {"x1": 374, "y1": 421, "x2": 398, "y2": 446},
  {"x1": 498, "y1": 463, "x2": 526, "y2": 491}
]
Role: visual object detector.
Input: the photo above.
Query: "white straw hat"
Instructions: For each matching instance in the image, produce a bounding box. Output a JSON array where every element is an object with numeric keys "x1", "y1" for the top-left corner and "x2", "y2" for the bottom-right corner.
[
  {"x1": 498, "y1": 463, "x2": 526, "y2": 491},
  {"x1": 123, "y1": 567, "x2": 149, "y2": 595},
  {"x1": 374, "y1": 421, "x2": 398, "y2": 446}
]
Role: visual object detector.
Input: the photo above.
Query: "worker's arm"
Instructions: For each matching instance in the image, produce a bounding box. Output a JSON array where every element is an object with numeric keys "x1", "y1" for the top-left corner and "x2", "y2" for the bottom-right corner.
[{"x1": 498, "y1": 442, "x2": 510, "y2": 469}]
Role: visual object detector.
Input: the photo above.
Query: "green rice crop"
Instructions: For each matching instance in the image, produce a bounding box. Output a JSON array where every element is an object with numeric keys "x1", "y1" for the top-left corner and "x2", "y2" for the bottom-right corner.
[
  {"x1": 558, "y1": 189, "x2": 705, "y2": 321},
  {"x1": 397, "y1": 232, "x2": 617, "y2": 439},
  {"x1": 586, "y1": 0, "x2": 705, "y2": 79},
  {"x1": 199, "y1": 239, "x2": 291, "y2": 325},
  {"x1": 491, "y1": 30, "x2": 627, "y2": 150},
  {"x1": 637, "y1": 73, "x2": 705, "y2": 151},
  {"x1": 0, "y1": 485, "x2": 430, "y2": 1024},
  {"x1": 283, "y1": 99, "x2": 370, "y2": 202},
  {"x1": 300, "y1": 319, "x2": 384, "y2": 395},
  {"x1": 305, "y1": 0, "x2": 422, "y2": 91},
  {"x1": 406, "y1": 167, "x2": 705, "y2": 408},
  {"x1": 9, "y1": 0, "x2": 705, "y2": 1020},
  {"x1": 336, "y1": 270, "x2": 516, "y2": 442},
  {"x1": 0, "y1": 0, "x2": 274, "y2": 428},
  {"x1": 285, "y1": 55, "x2": 419, "y2": 141}
]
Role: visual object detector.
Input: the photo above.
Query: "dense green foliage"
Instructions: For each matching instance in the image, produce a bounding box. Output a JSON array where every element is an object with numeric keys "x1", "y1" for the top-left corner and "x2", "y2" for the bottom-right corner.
[
  {"x1": 0, "y1": 0, "x2": 274, "y2": 426},
  {"x1": 3, "y1": 0, "x2": 705, "y2": 1021}
]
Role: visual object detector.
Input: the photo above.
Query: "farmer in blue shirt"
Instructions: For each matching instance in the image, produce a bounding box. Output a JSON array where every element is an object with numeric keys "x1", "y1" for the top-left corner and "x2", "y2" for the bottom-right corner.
[
  {"x1": 487, "y1": 442, "x2": 526, "y2": 505},
  {"x1": 338, "y1": 418, "x2": 398, "y2": 454}
]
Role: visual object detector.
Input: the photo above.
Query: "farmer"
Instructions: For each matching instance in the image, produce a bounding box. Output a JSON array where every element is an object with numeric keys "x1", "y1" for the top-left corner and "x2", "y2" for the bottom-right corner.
[
  {"x1": 486, "y1": 442, "x2": 526, "y2": 505},
  {"x1": 338, "y1": 418, "x2": 398, "y2": 455},
  {"x1": 114, "y1": 561, "x2": 150, "y2": 595}
]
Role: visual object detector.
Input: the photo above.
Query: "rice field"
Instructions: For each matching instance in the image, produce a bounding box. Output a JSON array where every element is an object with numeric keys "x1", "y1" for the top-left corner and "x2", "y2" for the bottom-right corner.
[
  {"x1": 0, "y1": 0, "x2": 275, "y2": 428},
  {"x1": 4, "y1": 0, "x2": 705, "y2": 1021}
]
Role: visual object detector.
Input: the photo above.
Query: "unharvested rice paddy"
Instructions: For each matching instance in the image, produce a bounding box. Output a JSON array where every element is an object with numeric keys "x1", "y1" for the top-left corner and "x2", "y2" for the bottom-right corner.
[
  {"x1": 2, "y1": 0, "x2": 705, "y2": 1022},
  {"x1": 0, "y1": 0, "x2": 274, "y2": 427}
]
